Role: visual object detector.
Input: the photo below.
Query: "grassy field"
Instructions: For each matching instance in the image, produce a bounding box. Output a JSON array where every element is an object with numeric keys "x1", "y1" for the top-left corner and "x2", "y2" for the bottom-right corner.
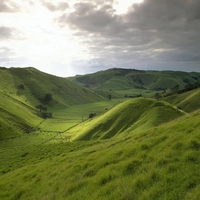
[
  {"x1": 63, "y1": 98, "x2": 185, "y2": 141},
  {"x1": 0, "y1": 108, "x2": 200, "y2": 199},
  {"x1": 37, "y1": 99, "x2": 124, "y2": 133},
  {"x1": 1, "y1": 67, "x2": 200, "y2": 199},
  {"x1": 0, "y1": 67, "x2": 107, "y2": 139}
]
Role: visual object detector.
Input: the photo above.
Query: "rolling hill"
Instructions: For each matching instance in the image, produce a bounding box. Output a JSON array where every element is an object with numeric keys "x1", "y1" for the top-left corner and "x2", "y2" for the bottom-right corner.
[
  {"x1": 0, "y1": 104, "x2": 200, "y2": 199},
  {"x1": 0, "y1": 67, "x2": 105, "y2": 139},
  {"x1": 164, "y1": 87, "x2": 200, "y2": 113},
  {"x1": 63, "y1": 98, "x2": 185, "y2": 141},
  {"x1": 69, "y1": 68, "x2": 200, "y2": 97},
  {"x1": 1, "y1": 67, "x2": 105, "y2": 107},
  {"x1": 1, "y1": 67, "x2": 200, "y2": 199}
]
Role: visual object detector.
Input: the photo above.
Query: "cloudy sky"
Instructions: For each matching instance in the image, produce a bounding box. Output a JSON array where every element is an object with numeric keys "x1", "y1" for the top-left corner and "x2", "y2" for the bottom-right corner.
[{"x1": 0, "y1": 0, "x2": 200, "y2": 77}]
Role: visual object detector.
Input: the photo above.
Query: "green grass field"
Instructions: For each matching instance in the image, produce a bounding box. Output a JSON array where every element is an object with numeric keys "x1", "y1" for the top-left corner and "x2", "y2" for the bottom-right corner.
[
  {"x1": 64, "y1": 98, "x2": 185, "y2": 141},
  {"x1": 0, "y1": 108, "x2": 200, "y2": 199},
  {"x1": 1, "y1": 67, "x2": 200, "y2": 199}
]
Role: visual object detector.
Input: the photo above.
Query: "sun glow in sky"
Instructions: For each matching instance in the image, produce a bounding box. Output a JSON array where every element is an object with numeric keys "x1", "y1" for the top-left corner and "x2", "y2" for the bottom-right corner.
[{"x1": 1, "y1": 0, "x2": 200, "y2": 76}]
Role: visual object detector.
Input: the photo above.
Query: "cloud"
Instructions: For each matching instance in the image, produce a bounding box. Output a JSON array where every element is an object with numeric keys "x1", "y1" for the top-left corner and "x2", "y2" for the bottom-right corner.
[
  {"x1": 1, "y1": 0, "x2": 200, "y2": 76},
  {"x1": 0, "y1": 27, "x2": 16, "y2": 40},
  {"x1": 58, "y1": 2, "x2": 117, "y2": 32},
  {"x1": 42, "y1": 1, "x2": 69, "y2": 12},
  {"x1": 0, "y1": 47, "x2": 14, "y2": 65},
  {"x1": 56, "y1": 0, "x2": 200, "y2": 72},
  {"x1": 0, "y1": 0, "x2": 20, "y2": 12}
]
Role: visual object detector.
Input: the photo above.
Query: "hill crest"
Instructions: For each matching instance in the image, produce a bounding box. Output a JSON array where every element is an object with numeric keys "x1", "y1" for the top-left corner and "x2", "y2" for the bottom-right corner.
[{"x1": 69, "y1": 98, "x2": 185, "y2": 141}]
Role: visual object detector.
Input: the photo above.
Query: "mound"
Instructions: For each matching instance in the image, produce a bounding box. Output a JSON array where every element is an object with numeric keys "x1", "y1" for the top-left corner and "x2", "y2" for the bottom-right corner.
[{"x1": 71, "y1": 98, "x2": 185, "y2": 140}]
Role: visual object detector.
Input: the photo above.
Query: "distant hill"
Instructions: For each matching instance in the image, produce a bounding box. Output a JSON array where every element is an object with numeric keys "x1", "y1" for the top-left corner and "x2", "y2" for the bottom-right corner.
[
  {"x1": 69, "y1": 98, "x2": 185, "y2": 141},
  {"x1": 1, "y1": 66, "x2": 200, "y2": 139},
  {"x1": 0, "y1": 67, "x2": 105, "y2": 107},
  {"x1": 69, "y1": 68, "x2": 200, "y2": 95}
]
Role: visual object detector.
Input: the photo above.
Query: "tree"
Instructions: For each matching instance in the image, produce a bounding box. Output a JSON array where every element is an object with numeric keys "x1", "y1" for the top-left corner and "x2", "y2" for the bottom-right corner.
[
  {"x1": 36, "y1": 104, "x2": 47, "y2": 112},
  {"x1": 42, "y1": 112, "x2": 52, "y2": 119},
  {"x1": 89, "y1": 113, "x2": 96, "y2": 119},
  {"x1": 171, "y1": 84, "x2": 179, "y2": 94},
  {"x1": 18, "y1": 84, "x2": 24, "y2": 89},
  {"x1": 43, "y1": 93, "x2": 52, "y2": 103},
  {"x1": 108, "y1": 94, "x2": 111, "y2": 101},
  {"x1": 153, "y1": 93, "x2": 161, "y2": 99}
]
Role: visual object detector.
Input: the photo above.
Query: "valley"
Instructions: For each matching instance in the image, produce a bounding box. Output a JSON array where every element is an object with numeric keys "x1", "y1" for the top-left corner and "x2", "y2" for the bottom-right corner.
[{"x1": 0, "y1": 67, "x2": 200, "y2": 199}]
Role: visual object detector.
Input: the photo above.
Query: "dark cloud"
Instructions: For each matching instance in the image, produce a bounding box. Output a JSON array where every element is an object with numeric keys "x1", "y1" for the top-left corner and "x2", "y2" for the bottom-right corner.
[
  {"x1": 55, "y1": 0, "x2": 200, "y2": 72},
  {"x1": 0, "y1": 0, "x2": 20, "y2": 12},
  {"x1": 58, "y1": 2, "x2": 117, "y2": 32},
  {"x1": 42, "y1": 1, "x2": 69, "y2": 12}
]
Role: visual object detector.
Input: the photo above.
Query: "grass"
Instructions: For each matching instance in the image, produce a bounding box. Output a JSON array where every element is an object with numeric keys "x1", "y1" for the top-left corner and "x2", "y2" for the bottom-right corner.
[
  {"x1": 0, "y1": 67, "x2": 105, "y2": 108},
  {"x1": 1, "y1": 67, "x2": 200, "y2": 199},
  {"x1": 37, "y1": 99, "x2": 123, "y2": 133},
  {"x1": 66, "y1": 98, "x2": 185, "y2": 141},
  {"x1": 0, "y1": 91, "x2": 42, "y2": 139},
  {"x1": 0, "y1": 67, "x2": 108, "y2": 139},
  {"x1": 69, "y1": 68, "x2": 200, "y2": 97},
  {"x1": 164, "y1": 87, "x2": 200, "y2": 113},
  {"x1": 0, "y1": 109, "x2": 200, "y2": 199}
]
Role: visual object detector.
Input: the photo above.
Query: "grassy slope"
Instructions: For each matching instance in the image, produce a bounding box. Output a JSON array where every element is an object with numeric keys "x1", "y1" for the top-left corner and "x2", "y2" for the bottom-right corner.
[
  {"x1": 0, "y1": 91, "x2": 42, "y2": 139},
  {"x1": 8, "y1": 67, "x2": 105, "y2": 107},
  {"x1": 164, "y1": 87, "x2": 200, "y2": 113},
  {"x1": 0, "y1": 109, "x2": 200, "y2": 199},
  {"x1": 65, "y1": 98, "x2": 185, "y2": 141},
  {"x1": 0, "y1": 67, "x2": 105, "y2": 139},
  {"x1": 36, "y1": 99, "x2": 124, "y2": 133},
  {"x1": 1, "y1": 67, "x2": 200, "y2": 199}
]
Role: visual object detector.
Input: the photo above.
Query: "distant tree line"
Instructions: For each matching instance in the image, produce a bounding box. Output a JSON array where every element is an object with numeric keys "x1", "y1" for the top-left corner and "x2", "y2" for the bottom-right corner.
[{"x1": 124, "y1": 94, "x2": 142, "y2": 98}]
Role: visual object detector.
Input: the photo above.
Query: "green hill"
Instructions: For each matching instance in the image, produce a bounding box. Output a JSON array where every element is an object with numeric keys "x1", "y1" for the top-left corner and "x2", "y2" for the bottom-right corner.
[
  {"x1": 164, "y1": 87, "x2": 200, "y2": 113},
  {"x1": 66, "y1": 98, "x2": 185, "y2": 141},
  {"x1": 0, "y1": 67, "x2": 105, "y2": 139},
  {"x1": 0, "y1": 91, "x2": 42, "y2": 139},
  {"x1": 4, "y1": 67, "x2": 105, "y2": 107},
  {"x1": 0, "y1": 106, "x2": 200, "y2": 199},
  {"x1": 69, "y1": 68, "x2": 200, "y2": 97},
  {"x1": 1, "y1": 67, "x2": 200, "y2": 199}
]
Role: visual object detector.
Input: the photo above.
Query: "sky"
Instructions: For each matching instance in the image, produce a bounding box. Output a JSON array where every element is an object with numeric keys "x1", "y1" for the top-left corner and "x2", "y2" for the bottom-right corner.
[{"x1": 0, "y1": 0, "x2": 200, "y2": 77}]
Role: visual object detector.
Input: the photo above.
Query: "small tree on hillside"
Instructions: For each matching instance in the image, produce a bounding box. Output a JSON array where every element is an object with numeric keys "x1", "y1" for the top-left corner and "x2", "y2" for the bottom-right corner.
[
  {"x1": 43, "y1": 93, "x2": 52, "y2": 103},
  {"x1": 18, "y1": 84, "x2": 24, "y2": 89},
  {"x1": 36, "y1": 104, "x2": 47, "y2": 112},
  {"x1": 89, "y1": 113, "x2": 96, "y2": 119}
]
